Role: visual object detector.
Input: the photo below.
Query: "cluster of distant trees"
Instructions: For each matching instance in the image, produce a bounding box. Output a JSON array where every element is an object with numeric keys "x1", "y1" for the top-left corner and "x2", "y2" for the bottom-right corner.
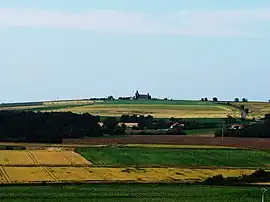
[
  {"x1": 200, "y1": 97, "x2": 248, "y2": 102},
  {"x1": 215, "y1": 114, "x2": 270, "y2": 138},
  {"x1": 204, "y1": 169, "x2": 270, "y2": 185},
  {"x1": 119, "y1": 115, "x2": 220, "y2": 131},
  {"x1": 0, "y1": 111, "x2": 103, "y2": 143}
]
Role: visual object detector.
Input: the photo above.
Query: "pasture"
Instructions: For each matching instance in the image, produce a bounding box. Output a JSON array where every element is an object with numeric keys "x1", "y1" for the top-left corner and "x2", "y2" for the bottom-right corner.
[
  {"x1": 0, "y1": 184, "x2": 265, "y2": 202},
  {"x1": 75, "y1": 147, "x2": 270, "y2": 168}
]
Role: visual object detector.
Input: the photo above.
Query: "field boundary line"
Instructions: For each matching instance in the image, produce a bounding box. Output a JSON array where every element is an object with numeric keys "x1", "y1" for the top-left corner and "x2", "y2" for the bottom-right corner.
[
  {"x1": 27, "y1": 151, "x2": 39, "y2": 164},
  {"x1": 42, "y1": 166, "x2": 60, "y2": 182},
  {"x1": 1, "y1": 166, "x2": 12, "y2": 183}
]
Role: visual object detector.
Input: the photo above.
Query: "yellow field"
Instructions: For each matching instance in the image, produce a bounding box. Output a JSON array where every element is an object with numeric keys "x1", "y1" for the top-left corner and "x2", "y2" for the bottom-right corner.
[
  {"x1": 0, "y1": 167, "x2": 256, "y2": 184},
  {"x1": 0, "y1": 150, "x2": 92, "y2": 166}
]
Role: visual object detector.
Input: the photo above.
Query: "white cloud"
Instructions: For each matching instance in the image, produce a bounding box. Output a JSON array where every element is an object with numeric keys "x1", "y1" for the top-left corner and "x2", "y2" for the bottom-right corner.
[{"x1": 0, "y1": 8, "x2": 270, "y2": 36}]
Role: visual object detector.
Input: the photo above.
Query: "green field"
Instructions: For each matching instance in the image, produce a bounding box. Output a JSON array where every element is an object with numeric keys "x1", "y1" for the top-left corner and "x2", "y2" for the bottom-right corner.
[
  {"x1": 184, "y1": 128, "x2": 219, "y2": 135},
  {"x1": 0, "y1": 184, "x2": 264, "y2": 202},
  {"x1": 75, "y1": 147, "x2": 270, "y2": 168}
]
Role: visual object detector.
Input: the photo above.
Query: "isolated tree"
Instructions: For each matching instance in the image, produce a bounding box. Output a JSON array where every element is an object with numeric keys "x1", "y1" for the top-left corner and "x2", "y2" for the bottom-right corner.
[
  {"x1": 201, "y1": 98, "x2": 205, "y2": 102},
  {"x1": 242, "y1": 98, "x2": 248, "y2": 102},
  {"x1": 204, "y1": 97, "x2": 208, "y2": 101},
  {"x1": 234, "y1": 98, "x2": 239, "y2": 102},
  {"x1": 213, "y1": 97, "x2": 218, "y2": 102}
]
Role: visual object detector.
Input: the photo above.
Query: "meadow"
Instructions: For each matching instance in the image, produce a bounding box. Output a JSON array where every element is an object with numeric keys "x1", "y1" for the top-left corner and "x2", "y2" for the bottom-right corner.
[
  {"x1": 0, "y1": 184, "x2": 265, "y2": 202},
  {"x1": 75, "y1": 147, "x2": 270, "y2": 168}
]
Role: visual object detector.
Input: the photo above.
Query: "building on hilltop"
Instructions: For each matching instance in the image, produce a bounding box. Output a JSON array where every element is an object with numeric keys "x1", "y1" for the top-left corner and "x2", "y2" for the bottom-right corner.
[{"x1": 133, "y1": 90, "x2": 151, "y2": 100}]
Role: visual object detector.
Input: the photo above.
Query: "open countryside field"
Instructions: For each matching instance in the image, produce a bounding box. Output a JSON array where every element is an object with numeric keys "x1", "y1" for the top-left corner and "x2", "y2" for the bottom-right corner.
[
  {"x1": 0, "y1": 145, "x2": 268, "y2": 184},
  {"x1": 0, "y1": 166, "x2": 258, "y2": 184},
  {"x1": 233, "y1": 101, "x2": 270, "y2": 118},
  {"x1": 75, "y1": 147, "x2": 270, "y2": 168},
  {"x1": 0, "y1": 150, "x2": 91, "y2": 166},
  {"x1": 0, "y1": 99, "x2": 241, "y2": 118},
  {"x1": 53, "y1": 100, "x2": 239, "y2": 118},
  {"x1": 0, "y1": 184, "x2": 264, "y2": 202}
]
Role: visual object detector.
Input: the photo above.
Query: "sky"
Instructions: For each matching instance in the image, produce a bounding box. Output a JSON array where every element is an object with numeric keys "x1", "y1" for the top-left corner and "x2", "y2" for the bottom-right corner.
[{"x1": 0, "y1": 1, "x2": 270, "y2": 102}]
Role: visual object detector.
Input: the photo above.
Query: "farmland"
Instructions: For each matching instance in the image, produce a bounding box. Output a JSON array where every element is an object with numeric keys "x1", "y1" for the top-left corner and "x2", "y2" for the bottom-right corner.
[
  {"x1": 0, "y1": 99, "x2": 240, "y2": 119},
  {"x1": 0, "y1": 184, "x2": 264, "y2": 202},
  {"x1": 232, "y1": 101, "x2": 270, "y2": 118},
  {"x1": 47, "y1": 100, "x2": 238, "y2": 118},
  {"x1": 75, "y1": 147, "x2": 270, "y2": 168}
]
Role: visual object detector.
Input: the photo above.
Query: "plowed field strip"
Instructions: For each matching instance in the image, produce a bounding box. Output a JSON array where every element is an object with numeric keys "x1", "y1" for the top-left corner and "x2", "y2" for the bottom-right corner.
[
  {"x1": 42, "y1": 167, "x2": 59, "y2": 182},
  {"x1": 0, "y1": 166, "x2": 12, "y2": 182},
  {"x1": 27, "y1": 151, "x2": 38, "y2": 164}
]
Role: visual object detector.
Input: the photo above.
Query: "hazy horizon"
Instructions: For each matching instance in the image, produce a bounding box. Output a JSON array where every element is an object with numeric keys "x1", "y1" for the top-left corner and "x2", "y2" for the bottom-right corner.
[{"x1": 1, "y1": 1, "x2": 270, "y2": 103}]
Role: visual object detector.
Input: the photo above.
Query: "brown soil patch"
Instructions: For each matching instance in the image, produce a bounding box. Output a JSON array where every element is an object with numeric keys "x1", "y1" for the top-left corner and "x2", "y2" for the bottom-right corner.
[{"x1": 63, "y1": 136, "x2": 270, "y2": 150}]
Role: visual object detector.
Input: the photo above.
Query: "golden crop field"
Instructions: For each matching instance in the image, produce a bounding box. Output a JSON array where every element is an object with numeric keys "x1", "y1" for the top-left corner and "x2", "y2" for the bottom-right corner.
[
  {"x1": 0, "y1": 150, "x2": 91, "y2": 166},
  {"x1": 0, "y1": 167, "x2": 257, "y2": 184}
]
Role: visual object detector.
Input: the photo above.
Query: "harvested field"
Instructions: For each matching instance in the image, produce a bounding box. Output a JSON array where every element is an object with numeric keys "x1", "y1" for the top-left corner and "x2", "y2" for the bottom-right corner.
[
  {"x1": 63, "y1": 136, "x2": 270, "y2": 149},
  {"x1": 54, "y1": 103, "x2": 237, "y2": 118},
  {"x1": 31, "y1": 151, "x2": 92, "y2": 166},
  {"x1": 0, "y1": 167, "x2": 256, "y2": 184},
  {"x1": 0, "y1": 150, "x2": 91, "y2": 166},
  {"x1": 5, "y1": 167, "x2": 54, "y2": 183}
]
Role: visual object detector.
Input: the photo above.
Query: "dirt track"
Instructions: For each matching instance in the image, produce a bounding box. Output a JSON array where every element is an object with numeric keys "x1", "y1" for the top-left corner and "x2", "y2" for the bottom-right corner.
[{"x1": 63, "y1": 135, "x2": 270, "y2": 149}]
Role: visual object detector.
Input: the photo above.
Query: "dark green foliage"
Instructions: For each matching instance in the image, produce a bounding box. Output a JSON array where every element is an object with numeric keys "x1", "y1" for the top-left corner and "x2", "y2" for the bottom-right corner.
[
  {"x1": 204, "y1": 168, "x2": 270, "y2": 185},
  {"x1": 0, "y1": 184, "x2": 263, "y2": 202},
  {"x1": 215, "y1": 119, "x2": 270, "y2": 138},
  {"x1": 103, "y1": 117, "x2": 126, "y2": 135},
  {"x1": 0, "y1": 111, "x2": 102, "y2": 143}
]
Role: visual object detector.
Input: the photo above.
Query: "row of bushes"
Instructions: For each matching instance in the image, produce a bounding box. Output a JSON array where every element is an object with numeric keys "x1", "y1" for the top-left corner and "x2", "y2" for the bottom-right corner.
[
  {"x1": 204, "y1": 169, "x2": 270, "y2": 185},
  {"x1": 215, "y1": 118, "x2": 270, "y2": 138}
]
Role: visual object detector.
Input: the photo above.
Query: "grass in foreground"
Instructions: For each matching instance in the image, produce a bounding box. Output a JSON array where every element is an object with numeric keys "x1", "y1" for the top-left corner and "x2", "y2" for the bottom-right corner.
[
  {"x1": 0, "y1": 184, "x2": 264, "y2": 202},
  {"x1": 76, "y1": 147, "x2": 270, "y2": 168}
]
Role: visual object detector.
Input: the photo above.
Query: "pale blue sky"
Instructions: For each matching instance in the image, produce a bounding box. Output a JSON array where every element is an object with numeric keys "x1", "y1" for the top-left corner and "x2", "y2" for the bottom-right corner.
[{"x1": 0, "y1": 1, "x2": 270, "y2": 102}]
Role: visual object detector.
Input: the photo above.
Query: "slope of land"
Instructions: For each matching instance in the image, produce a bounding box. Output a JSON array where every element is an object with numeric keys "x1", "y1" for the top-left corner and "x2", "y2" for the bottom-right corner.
[{"x1": 0, "y1": 99, "x2": 240, "y2": 119}]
